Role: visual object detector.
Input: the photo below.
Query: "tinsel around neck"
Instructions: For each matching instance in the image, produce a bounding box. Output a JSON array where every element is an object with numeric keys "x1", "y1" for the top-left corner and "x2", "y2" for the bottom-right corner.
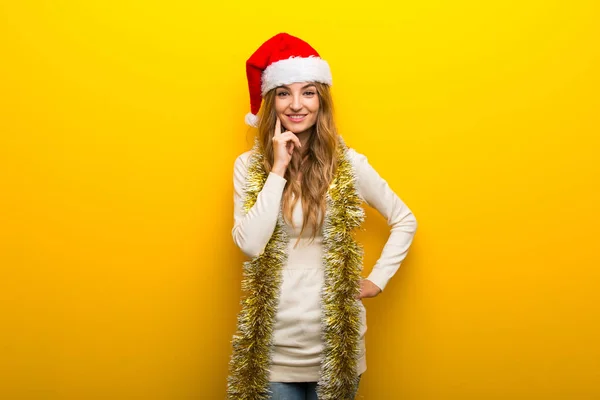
[{"x1": 227, "y1": 135, "x2": 365, "y2": 400}]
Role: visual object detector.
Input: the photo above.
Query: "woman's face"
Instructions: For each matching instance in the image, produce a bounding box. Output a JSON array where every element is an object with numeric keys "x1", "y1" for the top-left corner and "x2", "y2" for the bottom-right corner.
[{"x1": 274, "y1": 82, "x2": 320, "y2": 135}]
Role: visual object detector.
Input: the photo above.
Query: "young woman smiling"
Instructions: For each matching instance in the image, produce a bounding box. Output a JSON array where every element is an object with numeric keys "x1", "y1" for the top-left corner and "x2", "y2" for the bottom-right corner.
[{"x1": 227, "y1": 33, "x2": 418, "y2": 400}]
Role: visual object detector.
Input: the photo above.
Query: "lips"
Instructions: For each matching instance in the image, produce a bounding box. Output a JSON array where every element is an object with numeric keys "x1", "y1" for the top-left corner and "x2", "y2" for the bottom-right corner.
[{"x1": 286, "y1": 114, "x2": 307, "y2": 122}]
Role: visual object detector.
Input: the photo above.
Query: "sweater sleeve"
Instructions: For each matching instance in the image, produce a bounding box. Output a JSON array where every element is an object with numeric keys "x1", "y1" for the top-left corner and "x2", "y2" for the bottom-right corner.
[
  {"x1": 348, "y1": 148, "x2": 418, "y2": 292},
  {"x1": 231, "y1": 152, "x2": 288, "y2": 258}
]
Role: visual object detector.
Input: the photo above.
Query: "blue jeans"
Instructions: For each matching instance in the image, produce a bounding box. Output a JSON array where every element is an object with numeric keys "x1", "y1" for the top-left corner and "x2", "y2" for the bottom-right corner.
[{"x1": 267, "y1": 376, "x2": 361, "y2": 400}]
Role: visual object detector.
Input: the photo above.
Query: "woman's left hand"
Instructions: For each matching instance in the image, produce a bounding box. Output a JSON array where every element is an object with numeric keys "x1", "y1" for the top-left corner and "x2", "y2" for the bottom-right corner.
[{"x1": 356, "y1": 279, "x2": 382, "y2": 299}]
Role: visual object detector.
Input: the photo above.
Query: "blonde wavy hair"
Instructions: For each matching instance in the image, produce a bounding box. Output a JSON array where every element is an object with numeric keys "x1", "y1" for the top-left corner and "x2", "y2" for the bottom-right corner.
[{"x1": 255, "y1": 82, "x2": 339, "y2": 247}]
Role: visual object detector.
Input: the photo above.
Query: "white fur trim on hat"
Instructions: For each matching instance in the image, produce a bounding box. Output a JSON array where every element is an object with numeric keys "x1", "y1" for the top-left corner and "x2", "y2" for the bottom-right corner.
[
  {"x1": 245, "y1": 112, "x2": 259, "y2": 127},
  {"x1": 261, "y1": 56, "x2": 332, "y2": 95}
]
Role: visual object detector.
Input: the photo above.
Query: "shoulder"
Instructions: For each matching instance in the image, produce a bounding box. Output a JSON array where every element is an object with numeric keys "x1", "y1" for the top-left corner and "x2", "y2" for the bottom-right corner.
[
  {"x1": 232, "y1": 150, "x2": 255, "y2": 185},
  {"x1": 343, "y1": 147, "x2": 373, "y2": 202},
  {"x1": 235, "y1": 150, "x2": 253, "y2": 164},
  {"x1": 344, "y1": 145, "x2": 388, "y2": 187},
  {"x1": 344, "y1": 146, "x2": 370, "y2": 171},
  {"x1": 233, "y1": 150, "x2": 254, "y2": 170}
]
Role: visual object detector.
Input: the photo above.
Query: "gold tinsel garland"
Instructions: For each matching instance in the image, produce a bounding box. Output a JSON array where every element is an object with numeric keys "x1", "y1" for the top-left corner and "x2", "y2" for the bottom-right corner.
[{"x1": 227, "y1": 136, "x2": 365, "y2": 400}]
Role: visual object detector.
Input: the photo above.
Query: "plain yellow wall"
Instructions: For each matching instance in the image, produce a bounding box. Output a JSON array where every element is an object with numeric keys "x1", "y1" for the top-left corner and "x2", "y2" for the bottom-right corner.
[{"x1": 1, "y1": 1, "x2": 599, "y2": 399}]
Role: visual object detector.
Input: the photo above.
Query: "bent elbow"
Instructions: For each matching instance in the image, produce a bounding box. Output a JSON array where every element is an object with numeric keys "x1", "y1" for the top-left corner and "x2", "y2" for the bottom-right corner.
[
  {"x1": 391, "y1": 209, "x2": 418, "y2": 234},
  {"x1": 411, "y1": 213, "x2": 418, "y2": 232},
  {"x1": 232, "y1": 228, "x2": 265, "y2": 259},
  {"x1": 408, "y1": 212, "x2": 418, "y2": 234},
  {"x1": 240, "y1": 244, "x2": 264, "y2": 259}
]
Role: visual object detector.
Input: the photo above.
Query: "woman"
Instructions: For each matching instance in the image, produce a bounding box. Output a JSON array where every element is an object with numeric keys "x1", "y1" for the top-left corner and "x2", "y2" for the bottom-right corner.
[{"x1": 227, "y1": 33, "x2": 418, "y2": 400}]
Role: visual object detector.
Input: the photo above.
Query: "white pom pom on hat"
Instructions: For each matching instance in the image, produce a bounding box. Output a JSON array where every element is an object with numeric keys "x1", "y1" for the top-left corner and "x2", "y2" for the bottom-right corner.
[
  {"x1": 244, "y1": 33, "x2": 332, "y2": 127},
  {"x1": 245, "y1": 112, "x2": 259, "y2": 127}
]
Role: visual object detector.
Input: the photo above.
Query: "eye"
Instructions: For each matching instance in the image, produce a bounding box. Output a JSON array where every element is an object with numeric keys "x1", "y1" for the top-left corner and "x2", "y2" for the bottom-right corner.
[
  {"x1": 277, "y1": 91, "x2": 289, "y2": 97},
  {"x1": 304, "y1": 91, "x2": 316, "y2": 96}
]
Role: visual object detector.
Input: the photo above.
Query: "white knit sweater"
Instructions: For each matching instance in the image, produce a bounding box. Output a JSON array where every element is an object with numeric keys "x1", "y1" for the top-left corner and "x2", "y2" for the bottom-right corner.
[{"x1": 232, "y1": 146, "x2": 418, "y2": 382}]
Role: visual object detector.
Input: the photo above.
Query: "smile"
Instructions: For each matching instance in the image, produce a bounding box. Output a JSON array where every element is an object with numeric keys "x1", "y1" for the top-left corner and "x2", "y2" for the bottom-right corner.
[{"x1": 286, "y1": 114, "x2": 307, "y2": 122}]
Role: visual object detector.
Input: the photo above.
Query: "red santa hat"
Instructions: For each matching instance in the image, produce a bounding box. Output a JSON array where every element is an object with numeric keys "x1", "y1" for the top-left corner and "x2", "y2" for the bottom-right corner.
[{"x1": 245, "y1": 32, "x2": 332, "y2": 127}]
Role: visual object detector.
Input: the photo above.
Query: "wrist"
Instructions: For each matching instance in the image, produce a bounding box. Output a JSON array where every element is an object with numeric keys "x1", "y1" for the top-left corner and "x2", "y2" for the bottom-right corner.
[{"x1": 271, "y1": 165, "x2": 287, "y2": 177}]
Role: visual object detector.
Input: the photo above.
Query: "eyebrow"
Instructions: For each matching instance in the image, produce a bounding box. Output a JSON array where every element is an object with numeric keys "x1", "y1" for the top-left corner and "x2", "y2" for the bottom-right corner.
[{"x1": 277, "y1": 84, "x2": 316, "y2": 90}]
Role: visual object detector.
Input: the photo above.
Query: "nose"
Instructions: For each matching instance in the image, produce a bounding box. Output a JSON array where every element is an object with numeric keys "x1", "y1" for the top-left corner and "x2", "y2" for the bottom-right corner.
[{"x1": 290, "y1": 93, "x2": 302, "y2": 111}]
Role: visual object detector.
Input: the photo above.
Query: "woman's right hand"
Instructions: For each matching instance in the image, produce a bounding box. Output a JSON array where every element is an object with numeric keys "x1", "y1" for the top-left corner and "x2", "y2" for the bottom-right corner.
[{"x1": 271, "y1": 117, "x2": 301, "y2": 177}]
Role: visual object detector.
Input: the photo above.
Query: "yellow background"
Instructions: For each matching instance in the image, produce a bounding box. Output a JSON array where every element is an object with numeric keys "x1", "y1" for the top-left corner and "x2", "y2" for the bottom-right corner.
[{"x1": 1, "y1": 0, "x2": 599, "y2": 398}]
